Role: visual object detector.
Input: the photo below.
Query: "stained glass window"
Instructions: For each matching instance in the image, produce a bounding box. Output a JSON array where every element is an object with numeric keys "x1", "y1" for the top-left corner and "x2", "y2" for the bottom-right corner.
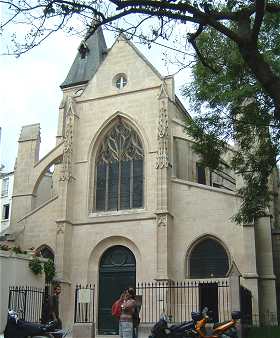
[{"x1": 95, "y1": 119, "x2": 144, "y2": 211}]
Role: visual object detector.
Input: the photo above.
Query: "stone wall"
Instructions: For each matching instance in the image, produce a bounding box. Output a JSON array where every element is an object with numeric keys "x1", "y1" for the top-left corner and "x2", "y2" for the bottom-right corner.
[{"x1": 0, "y1": 251, "x2": 45, "y2": 333}]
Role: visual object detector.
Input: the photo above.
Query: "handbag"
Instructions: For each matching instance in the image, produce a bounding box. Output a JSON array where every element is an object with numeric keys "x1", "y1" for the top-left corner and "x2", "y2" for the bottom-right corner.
[{"x1": 112, "y1": 299, "x2": 122, "y2": 318}]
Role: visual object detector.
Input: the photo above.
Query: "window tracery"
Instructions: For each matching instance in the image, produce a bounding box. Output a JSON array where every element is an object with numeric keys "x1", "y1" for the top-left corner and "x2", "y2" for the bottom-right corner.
[{"x1": 95, "y1": 119, "x2": 144, "y2": 211}]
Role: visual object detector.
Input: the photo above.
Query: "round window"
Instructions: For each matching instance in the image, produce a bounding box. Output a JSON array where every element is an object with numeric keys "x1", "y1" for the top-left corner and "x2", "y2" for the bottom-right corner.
[{"x1": 115, "y1": 74, "x2": 127, "y2": 89}]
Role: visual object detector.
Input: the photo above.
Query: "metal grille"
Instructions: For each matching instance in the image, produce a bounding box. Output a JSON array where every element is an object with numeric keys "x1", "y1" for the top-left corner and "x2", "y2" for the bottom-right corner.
[
  {"x1": 136, "y1": 280, "x2": 230, "y2": 323},
  {"x1": 74, "y1": 284, "x2": 95, "y2": 323},
  {"x1": 8, "y1": 286, "x2": 45, "y2": 323}
]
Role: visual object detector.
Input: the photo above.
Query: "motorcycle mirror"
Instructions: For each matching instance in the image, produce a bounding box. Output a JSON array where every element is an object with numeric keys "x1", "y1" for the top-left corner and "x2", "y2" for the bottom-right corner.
[
  {"x1": 202, "y1": 307, "x2": 208, "y2": 315},
  {"x1": 231, "y1": 310, "x2": 241, "y2": 320}
]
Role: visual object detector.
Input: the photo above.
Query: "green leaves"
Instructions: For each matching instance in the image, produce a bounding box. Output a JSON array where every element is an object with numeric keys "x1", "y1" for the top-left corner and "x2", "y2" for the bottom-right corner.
[
  {"x1": 184, "y1": 23, "x2": 279, "y2": 225},
  {"x1": 29, "y1": 257, "x2": 56, "y2": 281},
  {"x1": 185, "y1": 113, "x2": 228, "y2": 170},
  {"x1": 44, "y1": 259, "x2": 56, "y2": 282},
  {"x1": 29, "y1": 257, "x2": 43, "y2": 275}
]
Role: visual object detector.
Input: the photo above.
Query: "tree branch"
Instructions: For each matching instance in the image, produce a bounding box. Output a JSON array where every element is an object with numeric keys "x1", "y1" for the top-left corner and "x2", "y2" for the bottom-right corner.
[
  {"x1": 188, "y1": 24, "x2": 219, "y2": 74},
  {"x1": 252, "y1": 0, "x2": 266, "y2": 45},
  {"x1": 109, "y1": 0, "x2": 244, "y2": 44},
  {"x1": 266, "y1": 2, "x2": 280, "y2": 13}
]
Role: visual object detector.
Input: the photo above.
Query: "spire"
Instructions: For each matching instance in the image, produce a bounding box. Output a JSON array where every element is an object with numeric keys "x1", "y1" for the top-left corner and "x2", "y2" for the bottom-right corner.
[{"x1": 60, "y1": 27, "x2": 107, "y2": 89}]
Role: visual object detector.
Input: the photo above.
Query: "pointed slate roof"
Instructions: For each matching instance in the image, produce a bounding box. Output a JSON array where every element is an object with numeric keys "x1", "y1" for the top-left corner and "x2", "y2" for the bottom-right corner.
[{"x1": 60, "y1": 27, "x2": 107, "y2": 89}]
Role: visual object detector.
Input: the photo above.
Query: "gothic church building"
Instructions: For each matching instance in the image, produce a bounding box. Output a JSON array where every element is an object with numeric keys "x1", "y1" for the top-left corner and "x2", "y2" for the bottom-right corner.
[{"x1": 6, "y1": 29, "x2": 280, "y2": 331}]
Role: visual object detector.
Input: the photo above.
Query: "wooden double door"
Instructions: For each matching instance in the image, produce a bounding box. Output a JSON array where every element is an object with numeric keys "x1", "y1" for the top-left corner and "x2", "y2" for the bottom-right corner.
[{"x1": 98, "y1": 245, "x2": 136, "y2": 334}]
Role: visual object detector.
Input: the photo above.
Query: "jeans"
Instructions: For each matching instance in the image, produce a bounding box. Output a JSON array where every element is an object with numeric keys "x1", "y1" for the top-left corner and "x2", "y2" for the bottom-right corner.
[
  {"x1": 119, "y1": 321, "x2": 133, "y2": 338},
  {"x1": 134, "y1": 326, "x2": 138, "y2": 338}
]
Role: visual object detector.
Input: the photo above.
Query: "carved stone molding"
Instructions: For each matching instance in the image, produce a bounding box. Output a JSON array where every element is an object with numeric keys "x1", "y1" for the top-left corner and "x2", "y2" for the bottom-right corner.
[
  {"x1": 60, "y1": 97, "x2": 75, "y2": 181},
  {"x1": 157, "y1": 213, "x2": 168, "y2": 227},
  {"x1": 57, "y1": 223, "x2": 65, "y2": 235},
  {"x1": 156, "y1": 100, "x2": 169, "y2": 169}
]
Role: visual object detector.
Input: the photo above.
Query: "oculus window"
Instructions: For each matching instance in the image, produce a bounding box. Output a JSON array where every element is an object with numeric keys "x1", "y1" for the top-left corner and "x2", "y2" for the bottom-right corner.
[
  {"x1": 95, "y1": 119, "x2": 144, "y2": 212},
  {"x1": 115, "y1": 74, "x2": 127, "y2": 89}
]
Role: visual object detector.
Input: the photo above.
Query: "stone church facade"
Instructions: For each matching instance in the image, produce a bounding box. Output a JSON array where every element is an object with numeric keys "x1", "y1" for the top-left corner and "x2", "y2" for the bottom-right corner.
[{"x1": 5, "y1": 29, "x2": 280, "y2": 331}]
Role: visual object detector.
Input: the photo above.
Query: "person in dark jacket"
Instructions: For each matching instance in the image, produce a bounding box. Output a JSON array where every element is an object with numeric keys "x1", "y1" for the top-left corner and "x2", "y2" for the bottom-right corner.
[{"x1": 48, "y1": 283, "x2": 62, "y2": 329}]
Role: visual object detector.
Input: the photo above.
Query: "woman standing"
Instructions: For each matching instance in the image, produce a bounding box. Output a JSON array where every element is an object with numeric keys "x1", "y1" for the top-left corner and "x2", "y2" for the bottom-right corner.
[{"x1": 119, "y1": 288, "x2": 136, "y2": 338}]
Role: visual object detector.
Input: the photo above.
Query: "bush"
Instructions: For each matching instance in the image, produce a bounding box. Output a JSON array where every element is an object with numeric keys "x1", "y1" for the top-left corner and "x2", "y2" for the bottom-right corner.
[
  {"x1": 12, "y1": 246, "x2": 26, "y2": 254},
  {"x1": 29, "y1": 257, "x2": 43, "y2": 275},
  {"x1": 0, "y1": 244, "x2": 10, "y2": 251},
  {"x1": 245, "y1": 326, "x2": 280, "y2": 338},
  {"x1": 44, "y1": 259, "x2": 56, "y2": 282}
]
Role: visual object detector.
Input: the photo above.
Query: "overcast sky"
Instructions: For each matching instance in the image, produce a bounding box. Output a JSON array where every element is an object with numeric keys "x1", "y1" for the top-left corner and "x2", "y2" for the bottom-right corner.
[{"x1": 0, "y1": 28, "x2": 190, "y2": 173}]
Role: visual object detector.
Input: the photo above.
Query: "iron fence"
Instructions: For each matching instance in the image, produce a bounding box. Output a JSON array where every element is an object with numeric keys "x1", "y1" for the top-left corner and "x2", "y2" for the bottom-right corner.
[
  {"x1": 136, "y1": 280, "x2": 230, "y2": 323},
  {"x1": 74, "y1": 284, "x2": 95, "y2": 323},
  {"x1": 8, "y1": 286, "x2": 45, "y2": 323}
]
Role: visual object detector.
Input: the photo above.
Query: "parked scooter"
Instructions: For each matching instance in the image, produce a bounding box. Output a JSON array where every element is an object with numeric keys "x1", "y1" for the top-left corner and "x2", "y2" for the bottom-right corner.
[
  {"x1": 4, "y1": 310, "x2": 70, "y2": 338},
  {"x1": 149, "y1": 308, "x2": 240, "y2": 338},
  {"x1": 193, "y1": 307, "x2": 241, "y2": 338},
  {"x1": 149, "y1": 312, "x2": 201, "y2": 338}
]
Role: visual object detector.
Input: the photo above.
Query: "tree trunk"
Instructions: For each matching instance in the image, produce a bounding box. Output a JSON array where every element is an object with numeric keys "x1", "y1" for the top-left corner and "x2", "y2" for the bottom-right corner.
[{"x1": 239, "y1": 44, "x2": 280, "y2": 122}]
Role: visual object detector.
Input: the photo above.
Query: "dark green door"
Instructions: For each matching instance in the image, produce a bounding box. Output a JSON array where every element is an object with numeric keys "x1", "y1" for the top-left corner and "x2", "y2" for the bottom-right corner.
[{"x1": 98, "y1": 245, "x2": 136, "y2": 334}]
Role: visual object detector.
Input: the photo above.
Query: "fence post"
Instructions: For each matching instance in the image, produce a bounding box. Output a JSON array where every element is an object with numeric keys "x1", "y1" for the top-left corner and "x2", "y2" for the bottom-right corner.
[
  {"x1": 229, "y1": 262, "x2": 241, "y2": 338},
  {"x1": 23, "y1": 287, "x2": 28, "y2": 321},
  {"x1": 72, "y1": 284, "x2": 95, "y2": 338}
]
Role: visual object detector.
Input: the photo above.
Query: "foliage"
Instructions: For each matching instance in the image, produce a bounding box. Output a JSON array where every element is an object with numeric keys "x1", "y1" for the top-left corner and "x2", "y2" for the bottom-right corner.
[
  {"x1": 184, "y1": 23, "x2": 280, "y2": 224},
  {"x1": 11, "y1": 245, "x2": 26, "y2": 254},
  {"x1": 0, "y1": 243, "x2": 10, "y2": 251},
  {"x1": 245, "y1": 326, "x2": 280, "y2": 338},
  {"x1": 0, "y1": 244, "x2": 28, "y2": 254},
  {"x1": 43, "y1": 258, "x2": 56, "y2": 282},
  {"x1": 29, "y1": 257, "x2": 43, "y2": 275},
  {"x1": 29, "y1": 255, "x2": 56, "y2": 280}
]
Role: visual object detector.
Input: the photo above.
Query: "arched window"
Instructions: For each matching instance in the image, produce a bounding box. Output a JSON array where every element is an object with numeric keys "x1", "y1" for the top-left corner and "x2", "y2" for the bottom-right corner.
[
  {"x1": 37, "y1": 245, "x2": 54, "y2": 261},
  {"x1": 189, "y1": 238, "x2": 229, "y2": 278},
  {"x1": 95, "y1": 119, "x2": 144, "y2": 211}
]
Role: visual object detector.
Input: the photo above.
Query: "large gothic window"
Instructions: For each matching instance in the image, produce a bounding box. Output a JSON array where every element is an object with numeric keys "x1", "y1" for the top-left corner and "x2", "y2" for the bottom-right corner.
[{"x1": 95, "y1": 119, "x2": 144, "y2": 211}]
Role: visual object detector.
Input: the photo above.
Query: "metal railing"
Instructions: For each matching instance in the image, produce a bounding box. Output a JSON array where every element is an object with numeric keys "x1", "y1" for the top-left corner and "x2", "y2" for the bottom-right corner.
[
  {"x1": 73, "y1": 280, "x2": 230, "y2": 324},
  {"x1": 74, "y1": 284, "x2": 95, "y2": 323},
  {"x1": 8, "y1": 286, "x2": 45, "y2": 322},
  {"x1": 136, "y1": 280, "x2": 230, "y2": 323}
]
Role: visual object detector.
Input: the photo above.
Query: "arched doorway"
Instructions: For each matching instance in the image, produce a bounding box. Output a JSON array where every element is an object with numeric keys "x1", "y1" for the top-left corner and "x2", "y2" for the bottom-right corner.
[
  {"x1": 189, "y1": 237, "x2": 229, "y2": 322},
  {"x1": 98, "y1": 245, "x2": 136, "y2": 334}
]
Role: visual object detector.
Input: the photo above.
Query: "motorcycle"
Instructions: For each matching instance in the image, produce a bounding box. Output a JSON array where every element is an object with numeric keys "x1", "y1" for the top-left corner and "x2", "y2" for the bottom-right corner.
[
  {"x1": 4, "y1": 310, "x2": 70, "y2": 338},
  {"x1": 193, "y1": 308, "x2": 241, "y2": 338},
  {"x1": 149, "y1": 312, "x2": 201, "y2": 338}
]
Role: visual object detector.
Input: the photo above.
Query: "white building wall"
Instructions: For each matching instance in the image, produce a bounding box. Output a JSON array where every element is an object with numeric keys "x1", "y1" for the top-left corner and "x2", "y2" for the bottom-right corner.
[{"x1": 0, "y1": 172, "x2": 14, "y2": 232}]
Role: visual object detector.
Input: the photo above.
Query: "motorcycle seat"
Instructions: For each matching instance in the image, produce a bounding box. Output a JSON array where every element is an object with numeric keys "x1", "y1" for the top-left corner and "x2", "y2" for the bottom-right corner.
[
  {"x1": 213, "y1": 320, "x2": 231, "y2": 329},
  {"x1": 169, "y1": 321, "x2": 195, "y2": 334}
]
